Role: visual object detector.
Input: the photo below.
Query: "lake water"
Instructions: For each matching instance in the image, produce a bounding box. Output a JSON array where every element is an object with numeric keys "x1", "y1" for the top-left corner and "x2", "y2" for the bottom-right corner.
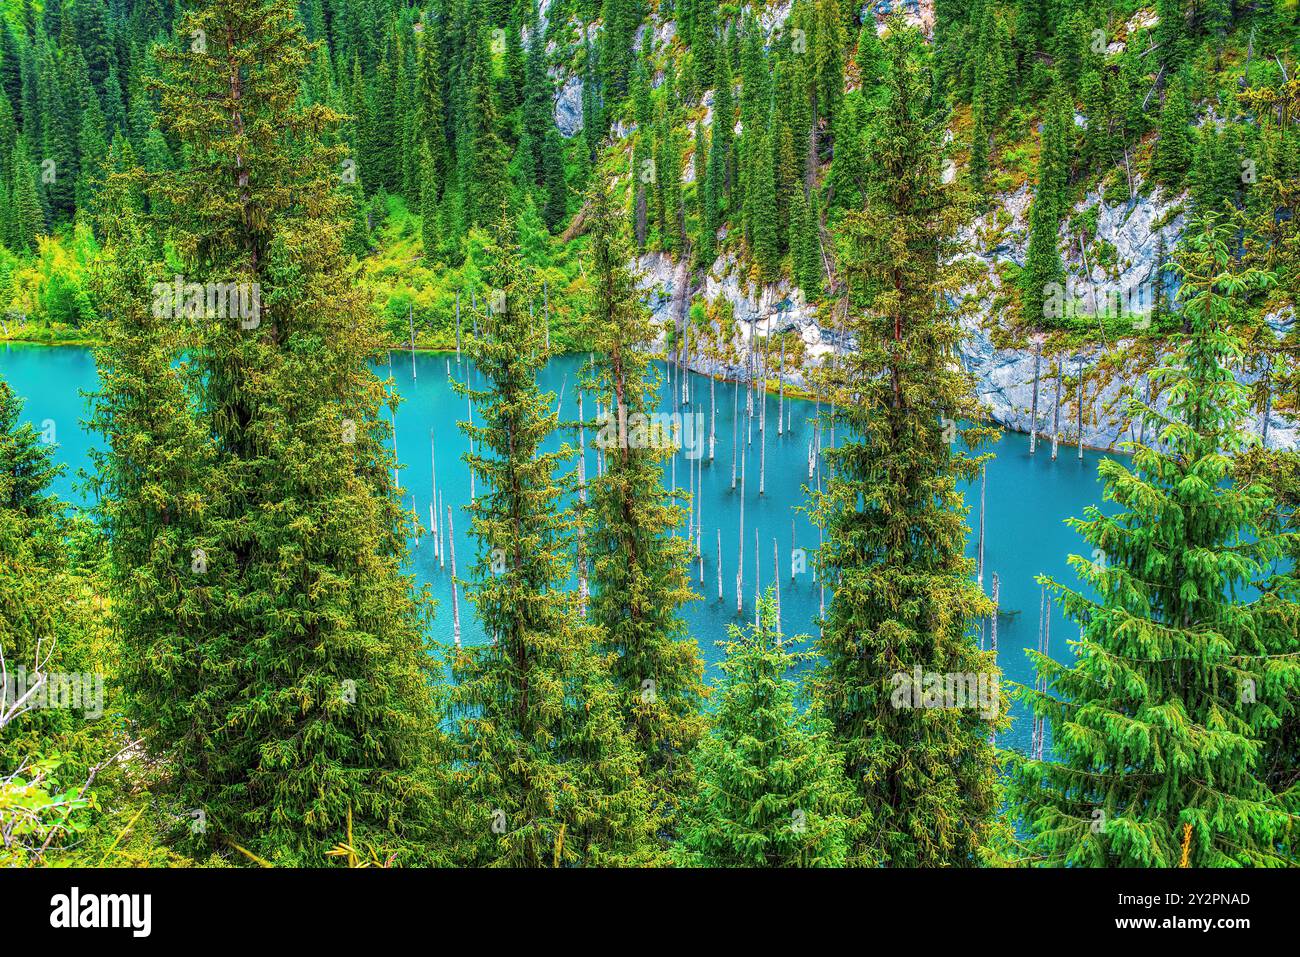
[{"x1": 0, "y1": 342, "x2": 1119, "y2": 755}]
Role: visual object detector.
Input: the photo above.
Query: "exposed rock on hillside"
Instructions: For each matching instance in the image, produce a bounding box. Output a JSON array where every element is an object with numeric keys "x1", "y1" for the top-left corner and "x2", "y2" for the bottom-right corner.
[{"x1": 635, "y1": 180, "x2": 1296, "y2": 452}]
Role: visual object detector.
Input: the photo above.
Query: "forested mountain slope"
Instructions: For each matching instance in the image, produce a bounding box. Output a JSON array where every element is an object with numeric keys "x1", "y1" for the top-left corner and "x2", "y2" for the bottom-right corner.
[{"x1": 2, "y1": 1, "x2": 1297, "y2": 449}]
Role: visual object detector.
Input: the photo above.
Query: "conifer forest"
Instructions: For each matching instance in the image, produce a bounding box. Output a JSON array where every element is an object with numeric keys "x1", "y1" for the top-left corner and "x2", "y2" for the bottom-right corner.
[{"x1": 2, "y1": 0, "x2": 1300, "y2": 909}]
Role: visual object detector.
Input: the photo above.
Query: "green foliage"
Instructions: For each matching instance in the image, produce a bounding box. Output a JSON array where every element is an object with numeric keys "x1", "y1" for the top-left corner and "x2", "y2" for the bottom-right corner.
[
  {"x1": 7, "y1": 133, "x2": 43, "y2": 252},
  {"x1": 1150, "y1": 74, "x2": 1194, "y2": 190},
  {"x1": 465, "y1": 23, "x2": 511, "y2": 231},
  {"x1": 750, "y1": 128, "x2": 780, "y2": 278},
  {"x1": 88, "y1": 0, "x2": 458, "y2": 866},
  {"x1": 0, "y1": 376, "x2": 138, "y2": 867},
  {"x1": 679, "y1": 594, "x2": 861, "y2": 867},
  {"x1": 1009, "y1": 219, "x2": 1300, "y2": 867},
  {"x1": 707, "y1": 34, "x2": 734, "y2": 227},
  {"x1": 790, "y1": 177, "x2": 822, "y2": 298},
  {"x1": 446, "y1": 208, "x2": 659, "y2": 868},
  {"x1": 827, "y1": 91, "x2": 867, "y2": 218},
  {"x1": 812, "y1": 22, "x2": 1009, "y2": 867},
  {"x1": 0, "y1": 0, "x2": 1297, "y2": 874},
  {"x1": 582, "y1": 171, "x2": 707, "y2": 838},
  {"x1": 541, "y1": 127, "x2": 569, "y2": 230},
  {"x1": 1021, "y1": 78, "x2": 1071, "y2": 326}
]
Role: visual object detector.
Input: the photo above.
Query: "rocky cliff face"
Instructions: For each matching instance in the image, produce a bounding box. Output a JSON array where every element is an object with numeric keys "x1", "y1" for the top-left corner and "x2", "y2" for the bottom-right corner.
[
  {"x1": 954, "y1": 182, "x2": 1293, "y2": 451},
  {"x1": 956, "y1": 304, "x2": 1298, "y2": 453},
  {"x1": 637, "y1": 251, "x2": 835, "y2": 385},
  {"x1": 635, "y1": 183, "x2": 1298, "y2": 452}
]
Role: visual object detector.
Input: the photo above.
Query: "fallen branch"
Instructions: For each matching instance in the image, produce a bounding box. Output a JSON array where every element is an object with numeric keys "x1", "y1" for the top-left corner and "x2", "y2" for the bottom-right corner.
[{"x1": 35, "y1": 736, "x2": 143, "y2": 857}]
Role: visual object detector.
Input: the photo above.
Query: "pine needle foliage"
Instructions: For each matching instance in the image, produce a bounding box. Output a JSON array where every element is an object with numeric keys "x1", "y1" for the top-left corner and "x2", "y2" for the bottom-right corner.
[
  {"x1": 581, "y1": 172, "x2": 708, "y2": 838},
  {"x1": 810, "y1": 22, "x2": 1009, "y2": 868},
  {"x1": 446, "y1": 211, "x2": 659, "y2": 868},
  {"x1": 680, "y1": 593, "x2": 862, "y2": 868},
  {"x1": 1009, "y1": 219, "x2": 1300, "y2": 868},
  {"x1": 89, "y1": 0, "x2": 454, "y2": 865}
]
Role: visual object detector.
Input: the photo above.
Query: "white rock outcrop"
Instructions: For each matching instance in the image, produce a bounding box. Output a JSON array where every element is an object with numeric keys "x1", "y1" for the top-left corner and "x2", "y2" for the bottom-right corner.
[
  {"x1": 555, "y1": 75, "x2": 583, "y2": 137},
  {"x1": 632, "y1": 181, "x2": 1296, "y2": 452}
]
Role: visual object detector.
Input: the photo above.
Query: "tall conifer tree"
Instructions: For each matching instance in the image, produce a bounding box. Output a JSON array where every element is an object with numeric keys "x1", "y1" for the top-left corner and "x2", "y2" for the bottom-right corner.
[
  {"x1": 465, "y1": 22, "x2": 509, "y2": 229},
  {"x1": 811, "y1": 22, "x2": 1008, "y2": 867},
  {"x1": 1151, "y1": 72, "x2": 1194, "y2": 189},
  {"x1": 447, "y1": 209, "x2": 659, "y2": 867},
  {"x1": 1021, "y1": 81, "x2": 1071, "y2": 326},
  {"x1": 582, "y1": 172, "x2": 707, "y2": 836},
  {"x1": 90, "y1": 0, "x2": 456, "y2": 865},
  {"x1": 1009, "y1": 220, "x2": 1300, "y2": 867}
]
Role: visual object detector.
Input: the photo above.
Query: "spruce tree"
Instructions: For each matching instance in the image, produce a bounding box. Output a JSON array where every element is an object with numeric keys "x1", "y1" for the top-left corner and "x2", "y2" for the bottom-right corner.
[
  {"x1": 751, "y1": 127, "x2": 780, "y2": 279},
  {"x1": 0, "y1": 379, "x2": 59, "y2": 523},
  {"x1": 541, "y1": 127, "x2": 567, "y2": 231},
  {"x1": 521, "y1": 30, "x2": 551, "y2": 187},
  {"x1": 694, "y1": 0, "x2": 718, "y2": 89},
  {"x1": 74, "y1": 100, "x2": 108, "y2": 225},
  {"x1": 1039, "y1": 79, "x2": 1073, "y2": 212},
  {"x1": 791, "y1": 177, "x2": 821, "y2": 298},
  {"x1": 827, "y1": 91, "x2": 865, "y2": 217},
  {"x1": 811, "y1": 0, "x2": 845, "y2": 138},
  {"x1": 90, "y1": 0, "x2": 457, "y2": 865},
  {"x1": 679, "y1": 593, "x2": 861, "y2": 867},
  {"x1": 1189, "y1": 123, "x2": 1239, "y2": 218},
  {"x1": 1155, "y1": 0, "x2": 1190, "y2": 74},
  {"x1": 419, "y1": 144, "x2": 440, "y2": 261},
  {"x1": 1078, "y1": 67, "x2": 1111, "y2": 172},
  {"x1": 810, "y1": 24, "x2": 1008, "y2": 867},
  {"x1": 707, "y1": 38, "x2": 733, "y2": 220},
  {"x1": 661, "y1": 123, "x2": 686, "y2": 254},
  {"x1": 446, "y1": 209, "x2": 659, "y2": 868},
  {"x1": 501, "y1": 6, "x2": 525, "y2": 114},
  {"x1": 0, "y1": 24, "x2": 21, "y2": 126},
  {"x1": 968, "y1": 107, "x2": 990, "y2": 196},
  {"x1": 599, "y1": 0, "x2": 640, "y2": 112},
  {"x1": 1110, "y1": 49, "x2": 1145, "y2": 161},
  {"x1": 0, "y1": 376, "x2": 110, "y2": 858},
  {"x1": 774, "y1": 117, "x2": 798, "y2": 241},
  {"x1": 1151, "y1": 73, "x2": 1194, "y2": 190},
  {"x1": 0, "y1": 387, "x2": 58, "y2": 710},
  {"x1": 1243, "y1": 450, "x2": 1300, "y2": 815},
  {"x1": 968, "y1": 1, "x2": 1009, "y2": 195},
  {"x1": 857, "y1": 20, "x2": 886, "y2": 91},
  {"x1": 464, "y1": 22, "x2": 509, "y2": 230},
  {"x1": 582, "y1": 172, "x2": 707, "y2": 836},
  {"x1": 37, "y1": 59, "x2": 75, "y2": 223},
  {"x1": 0, "y1": 93, "x2": 15, "y2": 187},
  {"x1": 346, "y1": 55, "x2": 373, "y2": 190},
  {"x1": 369, "y1": 39, "x2": 399, "y2": 192},
  {"x1": 695, "y1": 122, "x2": 716, "y2": 267},
  {"x1": 1021, "y1": 89, "x2": 1068, "y2": 326},
  {"x1": 417, "y1": 14, "x2": 446, "y2": 189},
  {"x1": 8, "y1": 133, "x2": 45, "y2": 252},
  {"x1": 1009, "y1": 219, "x2": 1300, "y2": 867}
]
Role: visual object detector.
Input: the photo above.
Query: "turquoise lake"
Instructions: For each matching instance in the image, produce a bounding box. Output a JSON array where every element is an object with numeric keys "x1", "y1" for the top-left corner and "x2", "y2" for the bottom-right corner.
[{"x1": 0, "y1": 341, "x2": 1120, "y2": 755}]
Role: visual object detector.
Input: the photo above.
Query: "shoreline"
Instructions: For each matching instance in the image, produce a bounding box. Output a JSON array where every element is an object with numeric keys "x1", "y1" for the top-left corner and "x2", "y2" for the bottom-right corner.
[{"x1": 0, "y1": 335, "x2": 1133, "y2": 455}]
